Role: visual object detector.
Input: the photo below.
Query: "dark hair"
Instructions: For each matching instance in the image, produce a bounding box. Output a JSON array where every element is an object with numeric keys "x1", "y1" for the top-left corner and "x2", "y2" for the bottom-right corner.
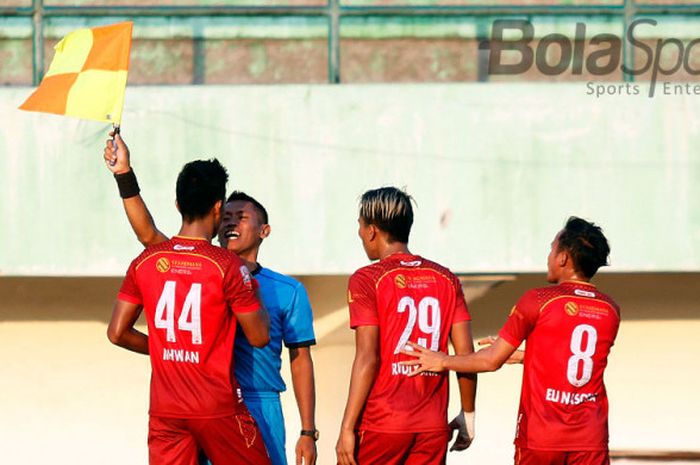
[
  {"x1": 226, "y1": 191, "x2": 269, "y2": 224},
  {"x1": 557, "y1": 216, "x2": 610, "y2": 278},
  {"x1": 359, "y1": 187, "x2": 414, "y2": 243},
  {"x1": 176, "y1": 159, "x2": 228, "y2": 222}
]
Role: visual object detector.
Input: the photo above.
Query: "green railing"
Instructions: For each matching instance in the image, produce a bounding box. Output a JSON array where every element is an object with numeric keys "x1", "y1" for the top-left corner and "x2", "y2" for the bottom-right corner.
[{"x1": 2, "y1": 0, "x2": 700, "y2": 84}]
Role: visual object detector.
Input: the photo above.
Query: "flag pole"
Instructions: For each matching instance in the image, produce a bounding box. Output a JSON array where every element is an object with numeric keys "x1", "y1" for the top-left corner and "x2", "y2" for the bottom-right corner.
[{"x1": 109, "y1": 123, "x2": 120, "y2": 166}]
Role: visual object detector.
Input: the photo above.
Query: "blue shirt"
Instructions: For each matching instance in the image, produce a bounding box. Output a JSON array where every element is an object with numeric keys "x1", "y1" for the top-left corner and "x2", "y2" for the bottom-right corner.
[{"x1": 234, "y1": 265, "x2": 316, "y2": 394}]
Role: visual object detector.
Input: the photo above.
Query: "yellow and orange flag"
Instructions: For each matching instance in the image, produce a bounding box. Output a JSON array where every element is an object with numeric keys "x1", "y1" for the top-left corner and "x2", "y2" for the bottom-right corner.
[{"x1": 19, "y1": 21, "x2": 132, "y2": 124}]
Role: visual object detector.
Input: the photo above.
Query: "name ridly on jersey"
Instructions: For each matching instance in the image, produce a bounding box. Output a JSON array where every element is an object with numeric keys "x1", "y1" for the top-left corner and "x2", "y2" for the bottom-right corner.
[
  {"x1": 545, "y1": 388, "x2": 598, "y2": 405},
  {"x1": 163, "y1": 348, "x2": 200, "y2": 364},
  {"x1": 392, "y1": 362, "x2": 439, "y2": 377}
]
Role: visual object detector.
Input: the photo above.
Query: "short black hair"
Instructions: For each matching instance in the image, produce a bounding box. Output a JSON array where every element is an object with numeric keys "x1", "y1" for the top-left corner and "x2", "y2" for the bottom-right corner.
[
  {"x1": 359, "y1": 187, "x2": 414, "y2": 243},
  {"x1": 176, "y1": 159, "x2": 228, "y2": 222},
  {"x1": 226, "y1": 191, "x2": 269, "y2": 224},
  {"x1": 557, "y1": 216, "x2": 610, "y2": 278}
]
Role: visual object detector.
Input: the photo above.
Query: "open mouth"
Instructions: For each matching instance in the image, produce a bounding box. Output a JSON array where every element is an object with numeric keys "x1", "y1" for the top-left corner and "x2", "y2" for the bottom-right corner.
[{"x1": 224, "y1": 230, "x2": 240, "y2": 240}]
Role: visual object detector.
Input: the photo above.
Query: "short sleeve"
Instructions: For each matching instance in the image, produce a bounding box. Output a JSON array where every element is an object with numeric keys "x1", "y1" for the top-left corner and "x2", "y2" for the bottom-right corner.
[
  {"x1": 498, "y1": 289, "x2": 540, "y2": 348},
  {"x1": 224, "y1": 262, "x2": 261, "y2": 314},
  {"x1": 117, "y1": 260, "x2": 142, "y2": 305},
  {"x1": 452, "y1": 275, "x2": 471, "y2": 324},
  {"x1": 348, "y1": 271, "x2": 378, "y2": 328},
  {"x1": 282, "y1": 283, "x2": 317, "y2": 348}
]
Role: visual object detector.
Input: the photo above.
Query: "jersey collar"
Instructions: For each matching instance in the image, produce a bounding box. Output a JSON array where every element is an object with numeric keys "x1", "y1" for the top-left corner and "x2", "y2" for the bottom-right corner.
[
  {"x1": 562, "y1": 279, "x2": 596, "y2": 288},
  {"x1": 173, "y1": 235, "x2": 209, "y2": 242}
]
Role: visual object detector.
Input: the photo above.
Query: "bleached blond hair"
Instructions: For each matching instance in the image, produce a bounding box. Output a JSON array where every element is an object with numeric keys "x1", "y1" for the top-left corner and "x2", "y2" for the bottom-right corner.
[{"x1": 359, "y1": 187, "x2": 414, "y2": 243}]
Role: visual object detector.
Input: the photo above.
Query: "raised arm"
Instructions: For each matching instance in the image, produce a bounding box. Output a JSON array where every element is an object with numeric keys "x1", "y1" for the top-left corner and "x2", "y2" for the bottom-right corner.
[
  {"x1": 336, "y1": 325, "x2": 380, "y2": 465},
  {"x1": 103, "y1": 132, "x2": 169, "y2": 247},
  {"x1": 449, "y1": 321, "x2": 477, "y2": 451}
]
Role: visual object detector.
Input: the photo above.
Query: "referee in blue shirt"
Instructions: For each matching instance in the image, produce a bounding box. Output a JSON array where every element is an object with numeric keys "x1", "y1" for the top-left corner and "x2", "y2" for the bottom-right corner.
[
  {"x1": 223, "y1": 192, "x2": 318, "y2": 465},
  {"x1": 104, "y1": 133, "x2": 318, "y2": 465}
]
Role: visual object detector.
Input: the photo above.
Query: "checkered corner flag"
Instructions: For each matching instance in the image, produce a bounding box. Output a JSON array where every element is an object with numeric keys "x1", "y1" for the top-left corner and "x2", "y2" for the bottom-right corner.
[{"x1": 19, "y1": 21, "x2": 133, "y2": 132}]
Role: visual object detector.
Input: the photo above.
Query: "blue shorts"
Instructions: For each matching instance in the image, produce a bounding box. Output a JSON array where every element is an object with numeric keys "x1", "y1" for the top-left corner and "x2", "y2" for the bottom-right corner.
[
  {"x1": 204, "y1": 392, "x2": 286, "y2": 465},
  {"x1": 244, "y1": 392, "x2": 287, "y2": 465}
]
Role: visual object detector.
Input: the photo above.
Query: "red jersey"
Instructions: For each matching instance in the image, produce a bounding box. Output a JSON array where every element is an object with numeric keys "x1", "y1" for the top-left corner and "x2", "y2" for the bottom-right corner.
[
  {"x1": 348, "y1": 253, "x2": 471, "y2": 433},
  {"x1": 498, "y1": 280, "x2": 620, "y2": 451},
  {"x1": 118, "y1": 236, "x2": 260, "y2": 419}
]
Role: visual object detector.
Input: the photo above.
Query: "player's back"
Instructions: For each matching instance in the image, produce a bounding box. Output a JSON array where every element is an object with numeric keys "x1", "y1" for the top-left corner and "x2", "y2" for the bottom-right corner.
[
  {"x1": 348, "y1": 253, "x2": 471, "y2": 433},
  {"x1": 501, "y1": 280, "x2": 620, "y2": 450},
  {"x1": 118, "y1": 236, "x2": 258, "y2": 419}
]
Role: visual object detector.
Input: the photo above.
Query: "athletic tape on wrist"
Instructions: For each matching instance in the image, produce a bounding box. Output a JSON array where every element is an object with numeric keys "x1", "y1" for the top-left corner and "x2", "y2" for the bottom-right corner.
[
  {"x1": 114, "y1": 169, "x2": 140, "y2": 199},
  {"x1": 464, "y1": 411, "x2": 476, "y2": 440}
]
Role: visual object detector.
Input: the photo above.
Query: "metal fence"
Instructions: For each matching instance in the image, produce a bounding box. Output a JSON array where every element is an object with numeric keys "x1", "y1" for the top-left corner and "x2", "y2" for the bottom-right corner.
[{"x1": 2, "y1": 0, "x2": 700, "y2": 85}]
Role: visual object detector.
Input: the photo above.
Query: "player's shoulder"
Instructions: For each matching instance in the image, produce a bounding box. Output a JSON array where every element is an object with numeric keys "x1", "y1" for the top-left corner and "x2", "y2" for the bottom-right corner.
[
  {"x1": 525, "y1": 281, "x2": 620, "y2": 314},
  {"x1": 350, "y1": 261, "x2": 381, "y2": 282},
  {"x1": 413, "y1": 256, "x2": 460, "y2": 282},
  {"x1": 130, "y1": 237, "x2": 176, "y2": 268},
  {"x1": 198, "y1": 241, "x2": 244, "y2": 268},
  {"x1": 578, "y1": 284, "x2": 620, "y2": 314},
  {"x1": 516, "y1": 285, "x2": 558, "y2": 311},
  {"x1": 257, "y1": 266, "x2": 303, "y2": 291},
  {"x1": 523, "y1": 283, "x2": 581, "y2": 306},
  {"x1": 135, "y1": 237, "x2": 243, "y2": 275},
  {"x1": 350, "y1": 256, "x2": 404, "y2": 285}
]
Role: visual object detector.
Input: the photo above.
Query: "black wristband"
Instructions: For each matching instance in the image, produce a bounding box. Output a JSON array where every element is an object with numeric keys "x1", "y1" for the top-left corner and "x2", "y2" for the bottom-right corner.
[{"x1": 114, "y1": 169, "x2": 140, "y2": 199}]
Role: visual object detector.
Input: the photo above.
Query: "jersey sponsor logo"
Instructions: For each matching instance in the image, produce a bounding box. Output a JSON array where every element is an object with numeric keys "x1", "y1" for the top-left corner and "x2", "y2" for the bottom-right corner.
[
  {"x1": 395, "y1": 274, "x2": 407, "y2": 289},
  {"x1": 347, "y1": 289, "x2": 354, "y2": 303},
  {"x1": 400, "y1": 260, "x2": 422, "y2": 267},
  {"x1": 574, "y1": 288, "x2": 596, "y2": 298},
  {"x1": 156, "y1": 257, "x2": 171, "y2": 273},
  {"x1": 162, "y1": 348, "x2": 200, "y2": 364},
  {"x1": 173, "y1": 244, "x2": 195, "y2": 251},
  {"x1": 565, "y1": 301, "x2": 579, "y2": 316},
  {"x1": 545, "y1": 388, "x2": 598, "y2": 405},
  {"x1": 159, "y1": 259, "x2": 203, "y2": 276},
  {"x1": 509, "y1": 305, "x2": 517, "y2": 316},
  {"x1": 577, "y1": 304, "x2": 610, "y2": 320},
  {"x1": 394, "y1": 274, "x2": 437, "y2": 290},
  {"x1": 239, "y1": 265, "x2": 253, "y2": 290}
]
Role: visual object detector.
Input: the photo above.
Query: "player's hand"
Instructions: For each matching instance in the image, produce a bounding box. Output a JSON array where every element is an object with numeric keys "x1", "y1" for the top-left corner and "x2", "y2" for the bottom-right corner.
[
  {"x1": 103, "y1": 131, "x2": 131, "y2": 175},
  {"x1": 478, "y1": 336, "x2": 524, "y2": 364},
  {"x1": 448, "y1": 410, "x2": 475, "y2": 452},
  {"x1": 296, "y1": 434, "x2": 317, "y2": 465},
  {"x1": 399, "y1": 341, "x2": 448, "y2": 376},
  {"x1": 335, "y1": 428, "x2": 357, "y2": 465}
]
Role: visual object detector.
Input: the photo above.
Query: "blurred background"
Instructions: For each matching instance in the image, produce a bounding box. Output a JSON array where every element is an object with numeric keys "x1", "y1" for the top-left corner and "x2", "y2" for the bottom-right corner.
[{"x1": 1, "y1": 0, "x2": 699, "y2": 464}]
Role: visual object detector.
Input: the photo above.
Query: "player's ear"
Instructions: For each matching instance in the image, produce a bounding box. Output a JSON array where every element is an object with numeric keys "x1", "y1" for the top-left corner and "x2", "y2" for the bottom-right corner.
[
  {"x1": 370, "y1": 225, "x2": 380, "y2": 241},
  {"x1": 368, "y1": 224, "x2": 378, "y2": 241},
  {"x1": 175, "y1": 200, "x2": 181, "y2": 213},
  {"x1": 558, "y1": 250, "x2": 569, "y2": 267},
  {"x1": 259, "y1": 224, "x2": 271, "y2": 240},
  {"x1": 211, "y1": 200, "x2": 223, "y2": 219}
]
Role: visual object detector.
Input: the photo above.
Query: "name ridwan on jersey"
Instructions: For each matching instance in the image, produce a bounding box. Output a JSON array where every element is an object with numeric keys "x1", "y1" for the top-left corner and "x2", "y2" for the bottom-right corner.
[{"x1": 162, "y1": 348, "x2": 200, "y2": 364}]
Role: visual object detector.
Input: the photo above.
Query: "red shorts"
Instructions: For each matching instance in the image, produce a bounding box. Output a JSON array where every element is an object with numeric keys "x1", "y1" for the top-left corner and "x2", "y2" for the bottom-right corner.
[
  {"x1": 515, "y1": 447, "x2": 609, "y2": 465},
  {"x1": 355, "y1": 430, "x2": 449, "y2": 465},
  {"x1": 148, "y1": 413, "x2": 271, "y2": 465}
]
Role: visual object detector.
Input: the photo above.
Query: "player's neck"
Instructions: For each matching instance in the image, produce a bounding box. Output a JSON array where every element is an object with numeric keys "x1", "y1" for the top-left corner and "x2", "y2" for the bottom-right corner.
[
  {"x1": 178, "y1": 222, "x2": 213, "y2": 242},
  {"x1": 238, "y1": 249, "x2": 260, "y2": 272},
  {"x1": 557, "y1": 269, "x2": 590, "y2": 284},
  {"x1": 378, "y1": 243, "x2": 411, "y2": 260}
]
